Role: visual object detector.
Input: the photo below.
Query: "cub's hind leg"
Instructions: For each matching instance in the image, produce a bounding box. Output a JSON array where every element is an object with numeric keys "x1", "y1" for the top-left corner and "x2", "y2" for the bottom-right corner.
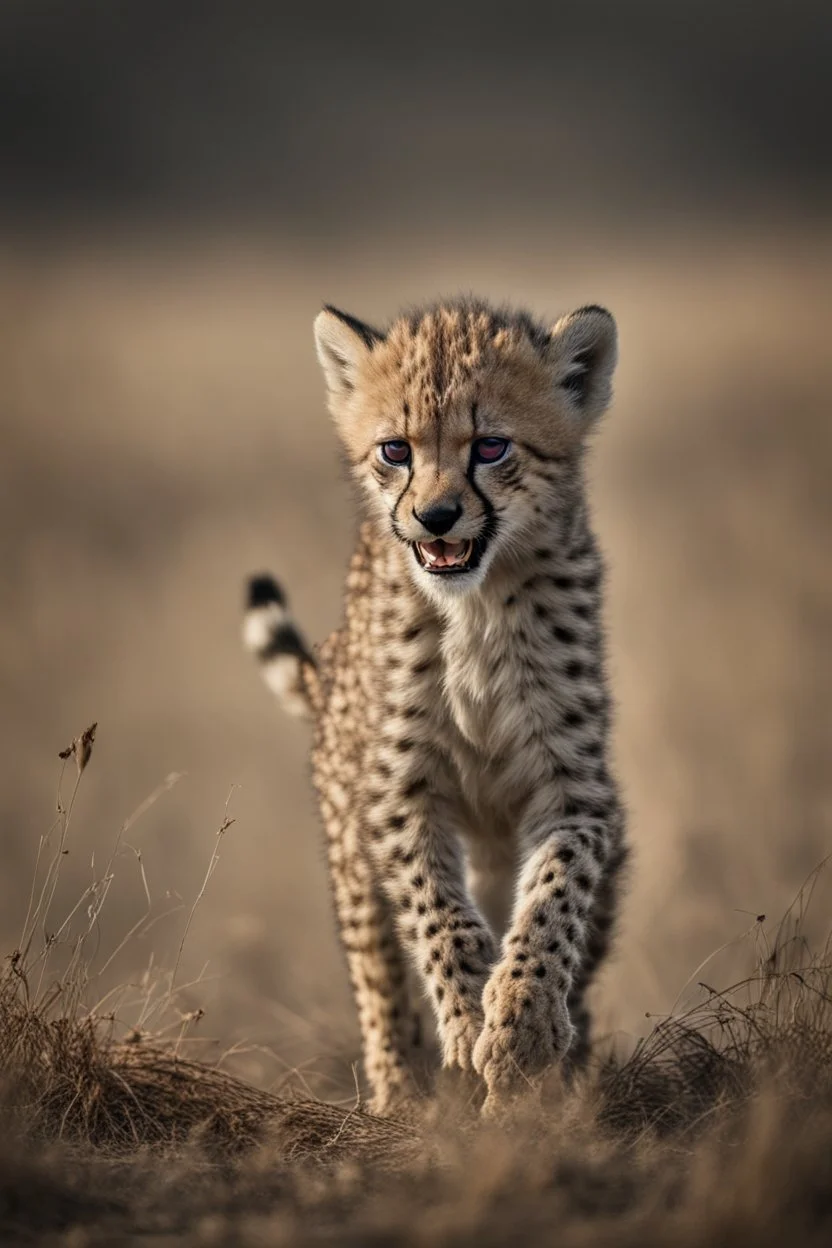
[{"x1": 323, "y1": 806, "x2": 425, "y2": 1114}]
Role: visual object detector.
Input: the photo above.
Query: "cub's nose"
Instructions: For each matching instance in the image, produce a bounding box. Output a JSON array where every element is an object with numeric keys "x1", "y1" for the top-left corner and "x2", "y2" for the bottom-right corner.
[{"x1": 413, "y1": 503, "x2": 462, "y2": 537}]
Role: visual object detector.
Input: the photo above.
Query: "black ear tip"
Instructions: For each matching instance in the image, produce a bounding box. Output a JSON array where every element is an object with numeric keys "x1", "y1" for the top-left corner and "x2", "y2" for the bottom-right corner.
[
  {"x1": 246, "y1": 574, "x2": 285, "y2": 609},
  {"x1": 574, "y1": 304, "x2": 614, "y2": 322},
  {"x1": 319, "y1": 306, "x2": 383, "y2": 350}
]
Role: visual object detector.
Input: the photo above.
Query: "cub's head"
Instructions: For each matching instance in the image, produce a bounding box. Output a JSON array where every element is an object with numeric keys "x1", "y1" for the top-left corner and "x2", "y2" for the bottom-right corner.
[{"x1": 314, "y1": 298, "x2": 617, "y2": 600}]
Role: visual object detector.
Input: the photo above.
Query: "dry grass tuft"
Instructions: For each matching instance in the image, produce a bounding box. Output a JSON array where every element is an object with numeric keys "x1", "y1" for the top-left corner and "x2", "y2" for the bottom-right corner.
[{"x1": 0, "y1": 986, "x2": 419, "y2": 1167}]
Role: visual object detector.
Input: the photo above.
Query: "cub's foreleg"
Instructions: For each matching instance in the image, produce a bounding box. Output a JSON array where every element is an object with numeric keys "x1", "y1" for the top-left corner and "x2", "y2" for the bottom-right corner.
[{"x1": 473, "y1": 790, "x2": 624, "y2": 1106}]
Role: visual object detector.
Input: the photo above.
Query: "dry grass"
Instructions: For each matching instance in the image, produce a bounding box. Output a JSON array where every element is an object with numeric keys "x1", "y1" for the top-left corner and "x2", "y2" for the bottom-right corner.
[{"x1": 2, "y1": 743, "x2": 832, "y2": 1245}]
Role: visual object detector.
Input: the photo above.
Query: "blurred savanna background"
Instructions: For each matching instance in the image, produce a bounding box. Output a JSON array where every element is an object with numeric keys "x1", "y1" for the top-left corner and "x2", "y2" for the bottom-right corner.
[{"x1": 1, "y1": 0, "x2": 831, "y2": 1113}]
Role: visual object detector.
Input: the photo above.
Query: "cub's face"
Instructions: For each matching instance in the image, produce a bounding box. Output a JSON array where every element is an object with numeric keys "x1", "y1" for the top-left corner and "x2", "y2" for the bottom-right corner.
[{"x1": 314, "y1": 300, "x2": 617, "y2": 601}]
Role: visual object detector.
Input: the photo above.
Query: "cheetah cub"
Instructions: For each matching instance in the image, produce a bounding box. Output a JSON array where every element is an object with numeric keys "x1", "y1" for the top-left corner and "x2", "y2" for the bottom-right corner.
[{"x1": 245, "y1": 298, "x2": 627, "y2": 1115}]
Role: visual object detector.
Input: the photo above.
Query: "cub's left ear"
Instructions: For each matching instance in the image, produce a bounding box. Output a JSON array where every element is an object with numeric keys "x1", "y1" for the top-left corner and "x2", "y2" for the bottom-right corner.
[{"x1": 548, "y1": 305, "x2": 618, "y2": 418}]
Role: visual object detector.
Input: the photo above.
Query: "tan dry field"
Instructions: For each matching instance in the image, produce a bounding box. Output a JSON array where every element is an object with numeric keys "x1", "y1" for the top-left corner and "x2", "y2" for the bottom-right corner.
[{"x1": 1, "y1": 224, "x2": 831, "y2": 1243}]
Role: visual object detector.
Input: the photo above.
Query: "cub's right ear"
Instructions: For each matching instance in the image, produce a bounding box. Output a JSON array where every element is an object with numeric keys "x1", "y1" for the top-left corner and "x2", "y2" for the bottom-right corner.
[{"x1": 313, "y1": 306, "x2": 384, "y2": 398}]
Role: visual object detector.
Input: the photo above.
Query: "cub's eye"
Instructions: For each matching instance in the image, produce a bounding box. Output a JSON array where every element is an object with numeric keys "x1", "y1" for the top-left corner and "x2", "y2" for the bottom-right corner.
[
  {"x1": 379, "y1": 440, "x2": 412, "y2": 466},
  {"x1": 472, "y1": 437, "x2": 511, "y2": 464}
]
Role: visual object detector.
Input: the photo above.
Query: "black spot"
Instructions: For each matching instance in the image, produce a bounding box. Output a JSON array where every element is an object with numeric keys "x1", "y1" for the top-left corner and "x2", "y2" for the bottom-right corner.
[
  {"x1": 396, "y1": 739, "x2": 415, "y2": 753},
  {"x1": 389, "y1": 815, "x2": 406, "y2": 830},
  {"x1": 547, "y1": 939, "x2": 561, "y2": 954},
  {"x1": 565, "y1": 660, "x2": 584, "y2": 680},
  {"x1": 411, "y1": 659, "x2": 434, "y2": 675},
  {"x1": 588, "y1": 802, "x2": 613, "y2": 820},
  {"x1": 425, "y1": 923, "x2": 439, "y2": 938},
  {"x1": 562, "y1": 710, "x2": 586, "y2": 730},
  {"x1": 553, "y1": 625, "x2": 577, "y2": 646},
  {"x1": 572, "y1": 602, "x2": 592, "y2": 621},
  {"x1": 443, "y1": 963, "x2": 454, "y2": 979},
  {"x1": 575, "y1": 874, "x2": 591, "y2": 892},
  {"x1": 416, "y1": 903, "x2": 427, "y2": 916},
  {"x1": 453, "y1": 936, "x2": 464, "y2": 949},
  {"x1": 505, "y1": 594, "x2": 516, "y2": 607},
  {"x1": 399, "y1": 895, "x2": 412, "y2": 911},
  {"x1": 566, "y1": 924, "x2": 578, "y2": 943},
  {"x1": 453, "y1": 1005, "x2": 462, "y2": 1018},
  {"x1": 411, "y1": 875, "x2": 425, "y2": 890},
  {"x1": 534, "y1": 548, "x2": 553, "y2": 561},
  {"x1": 534, "y1": 909, "x2": 547, "y2": 927},
  {"x1": 511, "y1": 968, "x2": 523, "y2": 979},
  {"x1": 436, "y1": 986, "x2": 444, "y2": 1002},
  {"x1": 552, "y1": 575, "x2": 575, "y2": 591},
  {"x1": 459, "y1": 960, "x2": 475, "y2": 976},
  {"x1": 535, "y1": 964, "x2": 546, "y2": 978},
  {"x1": 533, "y1": 603, "x2": 549, "y2": 620},
  {"x1": 403, "y1": 777, "x2": 428, "y2": 799},
  {"x1": 557, "y1": 847, "x2": 575, "y2": 865},
  {"x1": 514, "y1": 952, "x2": 528, "y2": 962},
  {"x1": 543, "y1": 871, "x2": 555, "y2": 884},
  {"x1": 402, "y1": 624, "x2": 422, "y2": 642}
]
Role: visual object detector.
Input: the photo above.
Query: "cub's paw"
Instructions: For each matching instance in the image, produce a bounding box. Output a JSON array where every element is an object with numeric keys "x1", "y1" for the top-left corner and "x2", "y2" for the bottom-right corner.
[
  {"x1": 439, "y1": 998, "x2": 486, "y2": 1073},
  {"x1": 472, "y1": 960, "x2": 574, "y2": 1097}
]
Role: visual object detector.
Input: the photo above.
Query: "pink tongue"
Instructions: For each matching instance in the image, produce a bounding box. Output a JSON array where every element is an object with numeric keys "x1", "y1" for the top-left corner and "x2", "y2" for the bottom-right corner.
[{"x1": 421, "y1": 539, "x2": 465, "y2": 567}]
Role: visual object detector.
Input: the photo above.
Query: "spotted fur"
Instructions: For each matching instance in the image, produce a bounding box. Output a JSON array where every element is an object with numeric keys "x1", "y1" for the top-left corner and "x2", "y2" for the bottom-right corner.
[{"x1": 245, "y1": 297, "x2": 628, "y2": 1114}]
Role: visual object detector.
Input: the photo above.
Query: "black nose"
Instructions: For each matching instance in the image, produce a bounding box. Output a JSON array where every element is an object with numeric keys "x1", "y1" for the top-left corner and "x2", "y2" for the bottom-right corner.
[{"x1": 413, "y1": 503, "x2": 463, "y2": 537}]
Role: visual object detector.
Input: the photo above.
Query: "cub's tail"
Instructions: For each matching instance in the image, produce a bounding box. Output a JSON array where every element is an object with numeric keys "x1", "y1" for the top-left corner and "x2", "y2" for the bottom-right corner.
[{"x1": 243, "y1": 574, "x2": 321, "y2": 720}]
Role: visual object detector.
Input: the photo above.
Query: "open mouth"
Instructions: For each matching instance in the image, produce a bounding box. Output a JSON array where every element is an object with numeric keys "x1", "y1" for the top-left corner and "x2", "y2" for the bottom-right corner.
[{"x1": 413, "y1": 537, "x2": 483, "y2": 575}]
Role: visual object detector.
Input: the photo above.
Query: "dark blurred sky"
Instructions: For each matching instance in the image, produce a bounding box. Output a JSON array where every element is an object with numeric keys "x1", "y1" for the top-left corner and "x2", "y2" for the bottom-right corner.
[{"x1": 1, "y1": 1, "x2": 830, "y2": 232}]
